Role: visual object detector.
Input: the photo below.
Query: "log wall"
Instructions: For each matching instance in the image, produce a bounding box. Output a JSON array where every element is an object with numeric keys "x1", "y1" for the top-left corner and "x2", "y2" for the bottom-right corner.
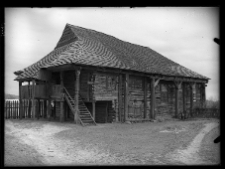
[{"x1": 94, "y1": 72, "x2": 118, "y2": 101}]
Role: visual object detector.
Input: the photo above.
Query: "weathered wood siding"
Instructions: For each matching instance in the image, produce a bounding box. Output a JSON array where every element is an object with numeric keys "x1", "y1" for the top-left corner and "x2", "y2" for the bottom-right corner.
[
  {"x1": 193, "y1": 83, "x2": 202, "y2": 108},
  {"x1": 128, "y1": 75, "x2": 149, "y2": 119},
  {"x1": 94, "y1": 72, "x2": 118, "y2": 101}
]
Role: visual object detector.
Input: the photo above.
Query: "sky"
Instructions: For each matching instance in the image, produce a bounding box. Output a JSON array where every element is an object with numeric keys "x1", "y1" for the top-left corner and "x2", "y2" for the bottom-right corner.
[{"x1": 5, "y1": 7, "x2": 219, "y2": 100}]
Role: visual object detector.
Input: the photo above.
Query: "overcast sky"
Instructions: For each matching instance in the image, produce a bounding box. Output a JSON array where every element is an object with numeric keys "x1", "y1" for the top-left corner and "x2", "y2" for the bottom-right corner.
[{"x1": 5, "y1": 7, "x2": 219, "y2": 100}]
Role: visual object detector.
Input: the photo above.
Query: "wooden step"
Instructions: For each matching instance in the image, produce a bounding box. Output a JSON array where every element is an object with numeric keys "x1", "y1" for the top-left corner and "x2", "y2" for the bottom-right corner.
[
  {"x1": 79, "y1": 113, "x2": 90, "y2": 116},
  {"x1": 80, "y1": 115, "x2": 92, "y2": 118},
  {"x1": 81, "y1": 119, "x2": 93, "y2": 123}
]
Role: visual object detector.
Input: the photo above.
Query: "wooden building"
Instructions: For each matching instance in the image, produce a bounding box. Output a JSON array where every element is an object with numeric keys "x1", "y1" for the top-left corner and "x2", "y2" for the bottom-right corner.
[{"x1": 14, "y1": 24, "x2": 209, "y2": 125}]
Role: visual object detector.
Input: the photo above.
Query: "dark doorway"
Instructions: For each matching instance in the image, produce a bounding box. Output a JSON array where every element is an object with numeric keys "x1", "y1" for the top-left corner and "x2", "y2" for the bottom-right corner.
[{"x1": 85, "y1": 101, "x2": 115, "y2": 123}]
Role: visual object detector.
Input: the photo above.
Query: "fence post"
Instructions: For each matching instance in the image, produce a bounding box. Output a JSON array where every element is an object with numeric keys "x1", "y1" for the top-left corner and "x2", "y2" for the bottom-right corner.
[
  {"x1": 12, "y1": 100, "x2": 15, "y2": 119},
  {"x1": 16, "y1": 100, "x2": 18, "y2": 119}
]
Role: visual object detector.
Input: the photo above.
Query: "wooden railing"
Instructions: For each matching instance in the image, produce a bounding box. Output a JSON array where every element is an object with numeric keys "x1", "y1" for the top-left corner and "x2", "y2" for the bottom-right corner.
[{"x1": 20, "y1": 84, "x2": 63, "y2": 99}]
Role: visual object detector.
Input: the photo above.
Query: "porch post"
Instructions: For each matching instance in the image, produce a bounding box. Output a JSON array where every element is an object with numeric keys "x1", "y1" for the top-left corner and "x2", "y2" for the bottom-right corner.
[
  {"x1": 150, "y1": 78, "x2": 155, "y2": 119},
  {"x1": 36, "y1": 99, "x2": 40, "y2": 120},
  {"x1": 118, "y1": 74, "x2": 123, "y2": 122},
  {"x1": 92, "y1": 73, "x2": 96, "y2": 121},
  {"x1": 27, "y1": 81, "x2": 31, "y2": 118},
  {"x1": 124, "y1": 73, "x2": 129, "y2": 122},
  {"x1": 47, "y1": 82, "x2": 51, "y2": 121},
  {"x1": 31, "y1": 80, "x2": 36, "y2": 119},
  {"x1": 74, "y1": 69, "x2": 80, "y2": 124},
  {"x1": 190, "y1": 84, "x2": 194, "y2": 117},
  {"x1": 175, "y1": 82, "x2": 182, "y2": 118},
  {"x1": 202, "y1": 83, "x2": 206, "y2": 108},
  {"x1": 182, "y1": 83, "x2": 186, "y2": 118},
  {"x1": 19, "y1": 81, "x2": 22, "y2": 119},
  {"x1": 60, "y1": 71, "x2": 65, "y2": 122},
  {"x1": 143, "y1": 77, "x2": 147, "y2": 119}
]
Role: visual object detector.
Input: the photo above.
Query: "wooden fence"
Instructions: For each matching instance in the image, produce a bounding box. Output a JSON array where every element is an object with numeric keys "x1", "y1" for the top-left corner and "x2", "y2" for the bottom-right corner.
[
  {"x1": 4, "y1": 99, "x2": 48, "y2": 119},
  {"x1": 192, "y1": 108, "x2": 220, "y2": 118}
]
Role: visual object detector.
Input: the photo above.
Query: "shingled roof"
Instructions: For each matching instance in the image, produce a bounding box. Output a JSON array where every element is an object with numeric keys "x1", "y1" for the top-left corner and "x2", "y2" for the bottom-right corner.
[{"x1": 15, "y1": 23, "x2": 209, "y2": 81}]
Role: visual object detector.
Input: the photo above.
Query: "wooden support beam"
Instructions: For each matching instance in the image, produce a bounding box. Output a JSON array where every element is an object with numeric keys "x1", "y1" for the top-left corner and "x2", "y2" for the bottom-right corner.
[
  {"x1": 124, "y1": 73, "x2": 129, "y2": 122},
  {"x1": 201, "y1": 83, "x2": 206, "y2": 108},
  {"x1": 174, "y1": 81, "x2": 182, "y2": 118},
  {"x1": 92, "y1": 100, "x2": 96, "y2": 121},
  {"x1": 32, "y1": 80, "x2": 36, "y2": 119},
  {"x1": 118, "y1": 74, "x2": 123, "y2": 122},
  {"x1": 47, "y1": 99, "x2": 51, "y2": 121},
  {"x1": 60, "y1": 71, "x2": 65, "y2": 122},
  {"x1": 150, "y1": 77, "x2": 155, "y2": 119},
  {"x1": 182, "y1": 83, "x2": 186, "y2": 118},
  {"x1": 143, "y1": 77, "x2": 147, "y2": 119},
  {"x1": 74, "y1": 69, "x2": 80, "y2": 124},
  {"x1": 190, "y1": 84, "x2": 194, "y2": 117},
  {"x1": 154, "y1": 78, "x2": 161, "y2": 87},
  {"x1": 19, "y1": 81, "x2": 22, "y2": 119},
  {"x1": 43, "y1": 100, "x2": 47, "y2": 118},
  {"x1": 36, "y1": 99, "x2": 40, "y2": 120},
  {"x1": 87, "y1": 73, "x2": 90, "y2": 101},
  {"x1": 92, "y1": 72, "x2": 96, "y2": 121}
]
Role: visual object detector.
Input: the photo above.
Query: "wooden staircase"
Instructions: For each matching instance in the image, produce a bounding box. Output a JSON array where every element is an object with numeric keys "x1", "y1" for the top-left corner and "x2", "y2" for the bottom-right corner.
[{"x1": 63, "y1": 87, "x2": 96, "y2": 126}]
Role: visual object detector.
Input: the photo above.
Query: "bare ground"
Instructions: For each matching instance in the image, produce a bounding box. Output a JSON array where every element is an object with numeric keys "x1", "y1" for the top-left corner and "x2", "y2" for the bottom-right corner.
[{"x1": 4, "y1": 118, "x2": 220, "y2": 166}]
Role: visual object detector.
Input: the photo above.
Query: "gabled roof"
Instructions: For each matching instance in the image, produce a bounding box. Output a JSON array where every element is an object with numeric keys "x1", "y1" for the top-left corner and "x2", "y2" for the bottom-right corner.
[{"x1": 15, "y1": 23, "x2": 209, "y2": 81}]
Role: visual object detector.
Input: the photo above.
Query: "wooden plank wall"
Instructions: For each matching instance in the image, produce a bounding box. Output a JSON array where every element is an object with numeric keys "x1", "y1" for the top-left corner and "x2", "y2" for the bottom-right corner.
[{"x1": 94, "y1": 72, "x2": 118, "y2": 101}]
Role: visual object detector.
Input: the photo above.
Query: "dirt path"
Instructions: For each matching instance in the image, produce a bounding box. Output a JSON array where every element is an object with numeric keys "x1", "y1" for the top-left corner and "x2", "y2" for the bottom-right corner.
[
  {"x1": 5, "y1": 119, "x2": 220, "y2": 166},
  {"x1": 165, "y1": 122, "x2": 219, "y2": 165}
]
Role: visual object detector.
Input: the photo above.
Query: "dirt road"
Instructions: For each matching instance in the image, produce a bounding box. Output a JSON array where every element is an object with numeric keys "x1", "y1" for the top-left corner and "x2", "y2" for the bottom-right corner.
[{"x1": 4, "y1": 118, "x2": 220, "y2": 166}]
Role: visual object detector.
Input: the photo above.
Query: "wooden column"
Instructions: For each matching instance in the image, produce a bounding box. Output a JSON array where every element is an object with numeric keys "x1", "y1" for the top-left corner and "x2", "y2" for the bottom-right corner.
[
  {"x1": 175, "y1": 82, "x2": 182, "y2": 118},
  {"x1": 74, "y1": 70, "x2": 80, "y2": 124},
  {"x1": 27, "y1": 81, "x2": 31, "y2": 118},
  {"x1": 60, "y1": 71, "x2": 65, "y2": 122},
  {"x1": 32, "y1": 80, "x2": 36, "y2": 119},
  {"x1": 182, "y1": 83, "x2": 186, "y2": 118},
  {"x1": 203, "y1": 84, "x2": 206, "y2": 108},
  {"x1": 190, "y1": 84, "x2": 194, "y2": 117},
  {"x1": 43, "y1": 100, "x2": 47, "y2": 118},
  {"x1": 36, "y1": 99, "x2": 40, "y2": 120},
  {"x1": 118, "y1": 74, "x2": 122, "y2": 122},
  {"x1": 92, "y1": 73, "x2": 96, "y2": 121},
  {"x1": 150, "y1": 78, "x2": 155, "y2": 119},
  {"x1": 47, "y1": 82, "x2": 51, "y2": 121},
  {"x1": 92, "y1": 101, "x2": 96, "y2": 121},
  {"x1": 19, "y1": 81, "x2": 22, "y2": 119},
  {"x1": 202, "y1": 83, "x2": 206, "y2": 108},
  {"x1": 124, "y1": 73, "x2": 129, "y2": 122},
  {"x1": 143, "y1": 77, "x2": 147, "y2": 119},
  {"x1": 47, "y1": 99, "x2": 51, "y2": 121}
]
